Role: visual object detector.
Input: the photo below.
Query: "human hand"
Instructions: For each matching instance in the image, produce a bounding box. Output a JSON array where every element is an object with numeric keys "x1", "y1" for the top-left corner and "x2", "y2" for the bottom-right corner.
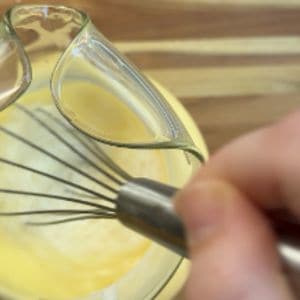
[{"x1": 175, "y1": 111, "x2": 300, "y2": 300}]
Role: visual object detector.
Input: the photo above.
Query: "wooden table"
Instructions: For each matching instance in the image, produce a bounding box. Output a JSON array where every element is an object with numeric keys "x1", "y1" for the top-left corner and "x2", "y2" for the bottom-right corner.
[{"x1": 3, "y1": 0, "x2": 300, "y2": 152}]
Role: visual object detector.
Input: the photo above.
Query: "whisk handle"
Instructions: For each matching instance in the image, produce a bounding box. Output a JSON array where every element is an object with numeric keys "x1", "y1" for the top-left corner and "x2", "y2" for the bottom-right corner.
[
  {"x1": 116, "y1": 178, "x2": 187, "y2": 257},
  {"x1": 117, "y1": 178, "x2": 300, "y2": 278}
]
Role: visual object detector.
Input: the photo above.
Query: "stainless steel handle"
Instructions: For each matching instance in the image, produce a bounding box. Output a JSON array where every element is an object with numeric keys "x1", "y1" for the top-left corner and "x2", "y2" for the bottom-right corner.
[
  {"x1": 117, "y1": 178, "x2": 186, "y2": 256},
  {"x1": 116, "y1": 178, "x2": 300, "y2": 278}
]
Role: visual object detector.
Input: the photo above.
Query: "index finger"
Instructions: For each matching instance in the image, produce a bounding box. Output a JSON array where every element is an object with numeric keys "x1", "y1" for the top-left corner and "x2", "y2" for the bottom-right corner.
[{"x1": 196, "y1": 110, "x2": 300, "y2": 217}]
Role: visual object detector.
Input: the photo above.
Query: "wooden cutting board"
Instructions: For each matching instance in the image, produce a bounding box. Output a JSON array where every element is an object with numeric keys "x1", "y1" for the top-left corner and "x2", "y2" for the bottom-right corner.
[{"x1": 109, "y1": 1, "x2": 300, "y2": 155}]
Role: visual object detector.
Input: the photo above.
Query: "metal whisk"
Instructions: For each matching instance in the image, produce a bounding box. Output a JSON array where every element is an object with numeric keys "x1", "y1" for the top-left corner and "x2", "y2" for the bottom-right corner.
[
  {"x1": 1, "y1": 104, "x2": 300, "y2": 273},
  {"x1": 0, "y1": 104, "x2": 184, "y2": 255}
]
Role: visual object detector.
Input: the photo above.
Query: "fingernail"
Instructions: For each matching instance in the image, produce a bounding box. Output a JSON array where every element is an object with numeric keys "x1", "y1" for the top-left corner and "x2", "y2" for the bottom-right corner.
[{"x1": 175, "y1": 180, "x2": 235, "y2": 248}]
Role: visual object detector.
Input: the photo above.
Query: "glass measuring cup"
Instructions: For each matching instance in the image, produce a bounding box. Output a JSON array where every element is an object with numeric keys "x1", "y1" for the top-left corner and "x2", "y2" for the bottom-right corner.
[
  {"x1": 0, "y1": 4, "x2": 207, "y2": 299},
  {"x1": 0, "y1": 4, "x2": 206, "y2": 162}
]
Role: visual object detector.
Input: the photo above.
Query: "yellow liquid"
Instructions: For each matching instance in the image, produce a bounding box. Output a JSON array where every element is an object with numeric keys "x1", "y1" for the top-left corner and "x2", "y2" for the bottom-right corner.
[
  {"x1": 0, "y1": 78, "x2": 207, "y2": 299},
  {"x1": 59, "y1": 81, "x2": 155, "y2": 144},
  {"x1": 0, "y1": 5, "x2": 208, "y2": 296},
  {"x1": 0, "y1": 84, "x2": 170, "y2": 299}
]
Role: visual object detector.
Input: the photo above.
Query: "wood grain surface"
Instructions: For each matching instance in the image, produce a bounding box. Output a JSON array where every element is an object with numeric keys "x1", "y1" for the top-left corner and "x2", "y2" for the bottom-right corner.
[{"x1": 2, "y1": 0, "x2": 300, "y2": 152}]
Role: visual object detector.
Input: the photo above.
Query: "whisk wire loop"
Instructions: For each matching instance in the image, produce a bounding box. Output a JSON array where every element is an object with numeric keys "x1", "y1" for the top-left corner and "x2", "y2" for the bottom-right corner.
[
  {"x1": 16, "y1": 104, "x2": 123, "y2": 186},
  {"x1": 0, "y1": 105, "x2": 134, "y2": 223}
]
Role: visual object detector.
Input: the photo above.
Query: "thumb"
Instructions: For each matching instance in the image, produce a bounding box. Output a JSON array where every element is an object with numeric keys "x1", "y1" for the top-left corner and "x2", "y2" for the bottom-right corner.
[{"x1": 175, "y1": 179, "x2": 294, "y2": 300}]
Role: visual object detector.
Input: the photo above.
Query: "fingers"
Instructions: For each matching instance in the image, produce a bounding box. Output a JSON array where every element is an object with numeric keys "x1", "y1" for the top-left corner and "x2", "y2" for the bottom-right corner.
[
  {"x1": 175, "y1": 180, "x2": 294, "y2": 300},
  {"x1": 174, "y1": 110, "x2": 300, "y2": 299},
  {"x1": 197, "y1": 110, "x2": 300, "y2": 216}
]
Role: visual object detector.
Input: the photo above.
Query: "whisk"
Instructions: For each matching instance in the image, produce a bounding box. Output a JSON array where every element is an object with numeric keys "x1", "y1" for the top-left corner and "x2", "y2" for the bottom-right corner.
[
  {"x1": 0, "y1": 104, "x2": 300, "y2": 268},
  {"x1": 0, "y1": 104, "x2": 184, "y2": 254}
]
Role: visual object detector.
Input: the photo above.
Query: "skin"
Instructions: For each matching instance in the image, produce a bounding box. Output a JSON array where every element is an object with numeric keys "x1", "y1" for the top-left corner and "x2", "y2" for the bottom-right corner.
[{"x1": 174, "y1": 110, "x2": 300, "y2": 300}]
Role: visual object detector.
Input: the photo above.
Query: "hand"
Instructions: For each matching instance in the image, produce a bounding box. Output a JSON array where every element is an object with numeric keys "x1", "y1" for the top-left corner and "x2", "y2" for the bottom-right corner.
[{"x1": 174, "y1": 111, "x2": 300, "y2": 300}]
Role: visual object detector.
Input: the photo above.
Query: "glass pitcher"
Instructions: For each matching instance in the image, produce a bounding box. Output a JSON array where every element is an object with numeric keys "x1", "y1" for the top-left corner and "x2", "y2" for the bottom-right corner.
[
  {"x1": 0, "y1": 4, "x2": 206, "y2": 161},
  {"x1": 0, "y1": 4, "x2": 207, "y2": 300}
]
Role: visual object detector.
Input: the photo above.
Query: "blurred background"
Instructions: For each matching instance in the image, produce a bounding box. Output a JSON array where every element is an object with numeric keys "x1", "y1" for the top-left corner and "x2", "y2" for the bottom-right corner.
[{"x1": 1, "y1": 0, "x2": 300, "y2": 153}]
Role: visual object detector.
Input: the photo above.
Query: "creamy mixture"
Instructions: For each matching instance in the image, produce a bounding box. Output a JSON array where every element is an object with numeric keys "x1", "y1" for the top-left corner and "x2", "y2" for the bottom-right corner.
[{"x1": 0, "y1": 85, "x2": 168, "y2": 299}]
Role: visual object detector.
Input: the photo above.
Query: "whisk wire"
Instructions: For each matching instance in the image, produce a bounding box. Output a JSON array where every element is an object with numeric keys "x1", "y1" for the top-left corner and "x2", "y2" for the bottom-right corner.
[
  {"x1": 16, "y1": 104, "x2": 123, "y2": 186},
  {"x1": 0, "y1": 126, "x2": 118, "y2": 194},
  {"x1": 38, "y1": 108, "x2": 132, "y2": 181},
  {"x1": 26, "y1": 215, "x2": 114, "y2": 226},
  {"x1": 0, "y1": 104, "x2": 136, "y2": 225},
  {"x1": 0, "y1": 209, "x2": 114, "y2": 217},
  {"x1": 0, "y1": 189, "x2": 117, "y2": 212},
  {"x1": 0, "y1": 157, "x2": 116, "y2": 203}
]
